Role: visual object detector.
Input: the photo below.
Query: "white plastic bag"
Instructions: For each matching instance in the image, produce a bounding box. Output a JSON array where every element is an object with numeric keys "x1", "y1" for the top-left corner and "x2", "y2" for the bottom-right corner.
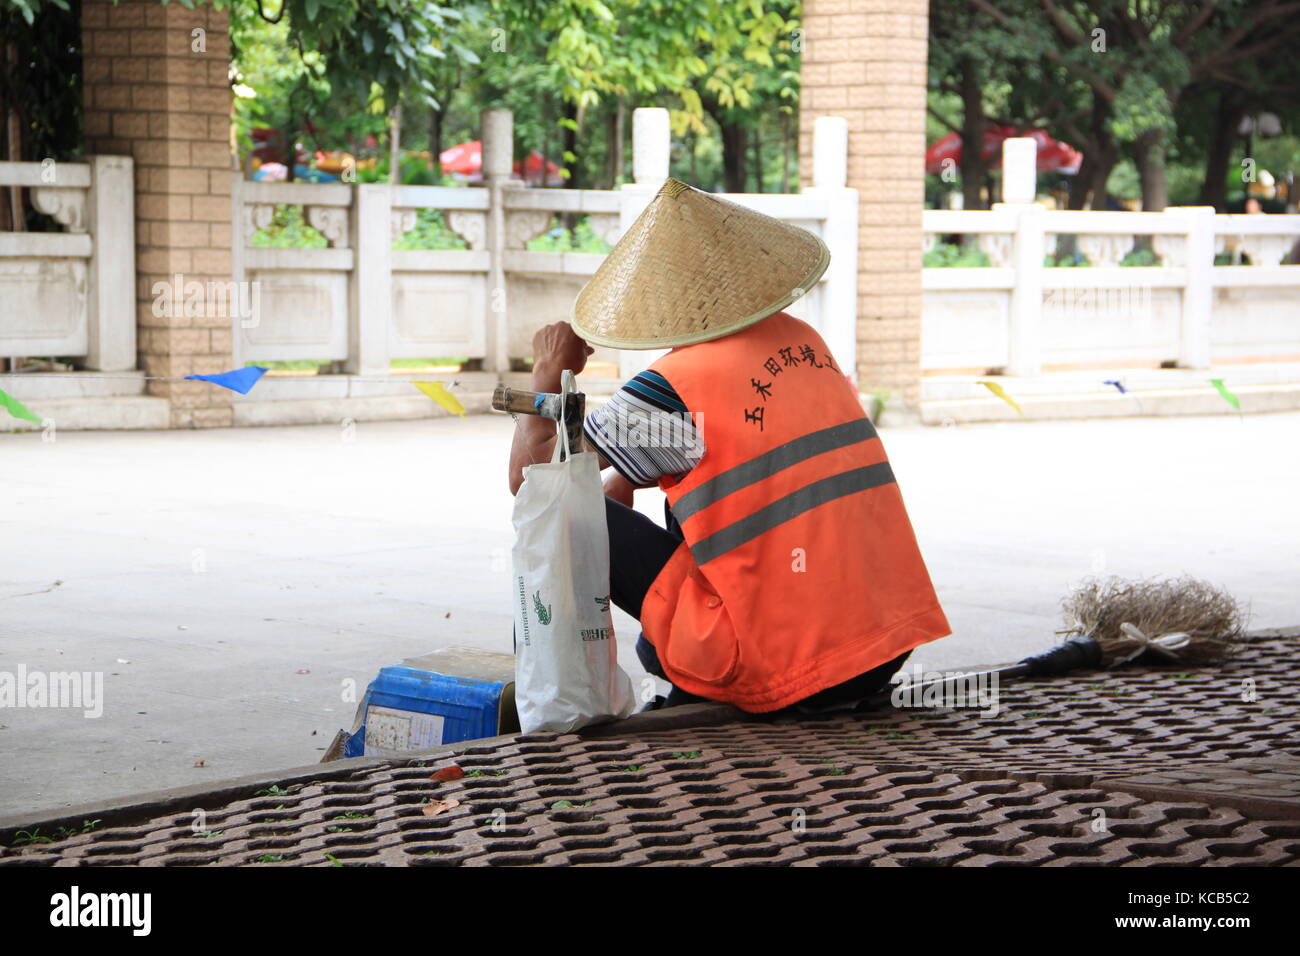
[{"x1": 512, "y1": 371, "x2": 634, "y2": 733}]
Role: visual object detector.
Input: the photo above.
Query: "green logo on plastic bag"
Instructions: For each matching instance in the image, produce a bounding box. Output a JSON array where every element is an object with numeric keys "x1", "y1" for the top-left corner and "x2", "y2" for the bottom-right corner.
[{"x1": 532, "y1": 590, "x2": 552, "y2": 626}]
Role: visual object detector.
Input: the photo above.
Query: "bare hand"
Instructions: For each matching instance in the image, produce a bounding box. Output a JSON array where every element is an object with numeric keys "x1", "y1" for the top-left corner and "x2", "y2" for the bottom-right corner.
[{"x1": 532, "y1": 321, "x2": 594, "y2": 376}]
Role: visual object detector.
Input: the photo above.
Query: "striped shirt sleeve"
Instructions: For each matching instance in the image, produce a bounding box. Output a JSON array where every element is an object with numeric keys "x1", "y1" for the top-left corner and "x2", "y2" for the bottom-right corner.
[{"x1": 583, "y1": 369, "x2": 706, "y2": 487}]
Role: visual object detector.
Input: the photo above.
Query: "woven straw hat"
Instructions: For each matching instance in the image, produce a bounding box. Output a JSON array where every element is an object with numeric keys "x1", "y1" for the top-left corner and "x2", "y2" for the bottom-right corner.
[{"x1": 571, "y1": 178, "x2": 829, "y2": 350}]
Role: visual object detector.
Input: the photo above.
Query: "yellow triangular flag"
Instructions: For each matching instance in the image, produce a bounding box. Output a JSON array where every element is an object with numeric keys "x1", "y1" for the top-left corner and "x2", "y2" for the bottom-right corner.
[
  {"x1": 976, "y1": 379, "x2": 1025, "y2": 418},
  {"x1": 413, "y1": 381, "x2": 466, "y2": 417}
]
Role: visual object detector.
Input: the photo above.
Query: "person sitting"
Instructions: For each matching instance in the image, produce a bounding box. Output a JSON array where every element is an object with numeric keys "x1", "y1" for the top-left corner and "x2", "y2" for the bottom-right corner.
[{"x1": 508, "y1": 179, "x2": 950, "y2": 715}]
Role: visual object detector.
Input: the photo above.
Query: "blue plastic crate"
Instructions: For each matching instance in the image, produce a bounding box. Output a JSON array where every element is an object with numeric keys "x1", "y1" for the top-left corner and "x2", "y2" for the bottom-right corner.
[{"x1": 336, "y1": 647, "x2": 519, "y2": 759}]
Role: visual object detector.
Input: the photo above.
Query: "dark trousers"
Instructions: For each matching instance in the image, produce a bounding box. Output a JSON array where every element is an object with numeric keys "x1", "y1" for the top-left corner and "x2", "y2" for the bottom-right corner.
[{"x1": 605, "y1": 496, "x2": 911, "y2": 713}]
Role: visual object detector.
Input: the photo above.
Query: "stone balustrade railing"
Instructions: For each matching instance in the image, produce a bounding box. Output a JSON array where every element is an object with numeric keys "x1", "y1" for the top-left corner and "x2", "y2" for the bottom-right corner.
[
  {"x1": 231, "y1": 108, "x2": 860, "y2": 383},
  {"x1": 920, "y1": 139, "x2": 1300, "y2": 375},
  {"x1": 0, "y1": 157, "x2": 136, "y2": 370}
]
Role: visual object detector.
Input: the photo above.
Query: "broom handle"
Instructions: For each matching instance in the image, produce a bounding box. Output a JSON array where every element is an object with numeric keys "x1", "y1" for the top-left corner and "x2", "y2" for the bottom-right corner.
[
  {"x1": 860, "y1": 663, "x2": 1031, "y2": 708},
  {"x1": 859, "y1": 636, "x2": 1101, "y2": 709}
]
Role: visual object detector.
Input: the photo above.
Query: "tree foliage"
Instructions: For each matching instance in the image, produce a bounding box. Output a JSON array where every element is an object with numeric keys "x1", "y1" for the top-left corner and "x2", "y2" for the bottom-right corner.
[
  {"x1": 932, "y1": 0, "x2": 1300, "y2": 211},
  {"x1": 0, "y1": 0, "x2": 82, "y2": 172},
  {"x1": 2, "y1": 0, "x2": 804, "y2": 191}
]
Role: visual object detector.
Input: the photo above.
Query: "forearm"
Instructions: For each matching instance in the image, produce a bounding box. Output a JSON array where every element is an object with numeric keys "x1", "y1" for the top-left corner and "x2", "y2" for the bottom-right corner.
[{"x1": 507, "y1": 362, "x2": 563, "y2": 495}]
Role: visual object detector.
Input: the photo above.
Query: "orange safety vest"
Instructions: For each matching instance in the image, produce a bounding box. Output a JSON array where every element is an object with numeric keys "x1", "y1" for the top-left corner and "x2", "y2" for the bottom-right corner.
[{"x1": 638, "y1": 311, "x2": 950, "y2": 712}]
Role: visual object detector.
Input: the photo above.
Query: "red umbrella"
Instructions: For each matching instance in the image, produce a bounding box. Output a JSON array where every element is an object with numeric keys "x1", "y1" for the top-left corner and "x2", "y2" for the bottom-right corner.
[
  {"x1": 926, "y1": 132, "x2": 964, "y2": 175},
  {"x1": 438, "y1": 141, "x2": 565, "y2": 185},
  {"x1": 926, "y1": 126, "x2": 1081, "y2": 175},
  {"x1": 1018, "y1": 127, "x2": 1082, "y2": 174},
  {"x1": 439, "y1": 140, "x2": 483, "y2": 176},
  {"x1": 516, "y1": 149, "x2": 564, "y2": 186}
]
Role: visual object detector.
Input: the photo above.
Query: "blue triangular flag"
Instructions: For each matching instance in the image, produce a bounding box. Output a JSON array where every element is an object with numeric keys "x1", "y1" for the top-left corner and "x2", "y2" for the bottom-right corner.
[
  {"x1": 185, "y1": 366, "x2": 267, "y2": 394},
  {"x1": 1103, "y1": 379, "x2": 1128, "y2": 394}
]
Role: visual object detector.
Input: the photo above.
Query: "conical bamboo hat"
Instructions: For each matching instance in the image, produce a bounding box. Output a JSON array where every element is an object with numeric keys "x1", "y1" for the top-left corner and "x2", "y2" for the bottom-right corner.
[{"x1": 571, "y1": 178, "x2": 829, "y2": 350}]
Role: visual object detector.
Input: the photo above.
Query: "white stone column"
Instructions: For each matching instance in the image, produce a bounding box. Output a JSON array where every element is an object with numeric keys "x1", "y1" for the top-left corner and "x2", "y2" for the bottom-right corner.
[
  {"x1": 620, "y1": 108, "x2": 671, "y2": 234},
  {"x1": 632, "y1": 107, "x2": 670, "y2": 187},
  {"x1": 615, "y1": 107, "x2": 673, "y2": 379},
  {"x1": 1174, "y1": 205, "x2": 1216, "y2": 369},
  {"x1": 994, "y1": 137, "x2": 1043, "y2": 376},
  {"x1": 347, "y1": 183, "x2": 392, "y2": 374},
  {"x1": 1001, "y1": 137, "x2": 1038, "y2": 205},
  {"x1": 482, "y1": 108, "x2": 513, "y2": 373},
  {"x1": 1005, "y1": 203, "x2": 1045, "y2": 377},
  {"x1": 84, "y1": 155, "x2": 136, "y2": 371}
]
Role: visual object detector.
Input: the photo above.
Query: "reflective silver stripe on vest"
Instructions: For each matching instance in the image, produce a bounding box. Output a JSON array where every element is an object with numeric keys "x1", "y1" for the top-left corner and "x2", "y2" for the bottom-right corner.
[
  {"x1": 672, "y1": 418, "x2": 878, "y2": 523},
  {"x1": 689, "y1": 461, "x2": 896, "y2": 565}
]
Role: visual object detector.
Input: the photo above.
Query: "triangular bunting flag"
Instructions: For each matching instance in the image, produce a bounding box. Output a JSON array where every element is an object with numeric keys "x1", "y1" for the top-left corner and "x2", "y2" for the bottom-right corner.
[
  {"x1": 413, "y1": 381, "x2": 466, "y2": 418},
  {"x1": 976, "y1": 379, "x2": 1025, "y2": 418},
  {"x1": 1208, "y1": 378, "x2": 1241, "y2": 412},
  {"x1": 0, "y1": 387, "x2": 43, "y2": 424},
  {"x1": 185, "y1": 366, "x2": 267, "y2": 394}
]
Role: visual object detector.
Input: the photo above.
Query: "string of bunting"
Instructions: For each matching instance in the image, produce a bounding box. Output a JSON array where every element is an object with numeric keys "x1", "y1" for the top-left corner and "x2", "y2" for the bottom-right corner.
[
  {"x1": 978, "y1": 377, "x2": 1247, "y2": 420},
  {"x1": 1104, "y1": 378, "x2": 1144, "y2": 413},
  {"x1": 0, "y1": 366, "x2": 467, "y2": 424},
  {"x1": 0, "y1": 368, "x2": 1249, "y2": 426}
]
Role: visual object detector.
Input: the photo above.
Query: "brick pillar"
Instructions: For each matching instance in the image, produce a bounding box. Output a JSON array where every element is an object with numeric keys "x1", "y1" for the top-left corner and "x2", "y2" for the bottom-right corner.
[
  {"x1": 82, "y1": 0, "x2": 234, "y2": 428},
  {"x1": 799, "y1": 2, "x2": 929, "y2": 411}
]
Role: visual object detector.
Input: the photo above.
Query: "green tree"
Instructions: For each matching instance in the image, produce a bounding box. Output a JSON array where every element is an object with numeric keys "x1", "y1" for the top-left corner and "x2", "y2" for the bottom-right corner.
[
  {"x1": 0, "y1": 0, "x2": 80, "y2": 229},
  {"x1": 692, "y1": 0, "x2": 801, "y2": 193},
  {"x1": 225, "y1": 0, "x2": 473, "y2": 181},
  {"x1": 968, "y1": 0, "x2": 1300, "y2": 210},
  {"x1": 498, "y1": 0, "x2": 801, "y2": 191},
  {"x1": 928, "y1": 0, "x2": 1045, "y2": 209},
  {"x1": 225, "y1": 0, "x2": 466, "y2": 114}
]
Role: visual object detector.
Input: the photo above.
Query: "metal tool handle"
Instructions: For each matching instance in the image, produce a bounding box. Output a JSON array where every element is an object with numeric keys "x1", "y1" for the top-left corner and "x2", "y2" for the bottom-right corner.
[
  {"x1": 491, "y1": 382, "x2": 586, "y2": 461},
  {"x1": 492, "y1": 384, "x2": 553, "y2": 416}
]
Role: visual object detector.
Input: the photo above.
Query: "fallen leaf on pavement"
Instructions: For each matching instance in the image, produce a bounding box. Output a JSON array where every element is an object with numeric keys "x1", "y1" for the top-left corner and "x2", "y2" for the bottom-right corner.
[
  {"x1": 423, "y1": 799, "x2": 460, "y2": 817},
  {"x1": 430, "y1": 765, "x2": 465, "y2": 782}
]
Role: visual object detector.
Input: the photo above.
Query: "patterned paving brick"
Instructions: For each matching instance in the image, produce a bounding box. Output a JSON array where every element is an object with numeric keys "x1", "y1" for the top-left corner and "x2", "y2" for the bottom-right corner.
[
  {"x1": 1099, "y1": 757, "x2": 1300, "y2": 820},
  {"x1": 2, "y1": 629, "x2": 1297, "y2": 866}
]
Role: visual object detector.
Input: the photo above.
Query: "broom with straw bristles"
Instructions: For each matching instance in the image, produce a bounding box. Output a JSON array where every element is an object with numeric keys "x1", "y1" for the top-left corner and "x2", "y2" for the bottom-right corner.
[
  {"x1": 1053, "y1": 575, "x2": 1246, "y2": 668},
  {"x1": 881, "y1": 575, "x2": 1247, "y2": 704}
]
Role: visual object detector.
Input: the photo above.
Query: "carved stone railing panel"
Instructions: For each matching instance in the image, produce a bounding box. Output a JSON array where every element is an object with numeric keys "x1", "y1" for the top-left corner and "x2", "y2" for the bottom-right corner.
[
  {"x1": 976, "y1": 233, "x2": 1013, "y2": 267},
  {"x1": 1151, "y1": 235, "x2": 1188, "y2": 268},
  {"x1": 31, "y1": 187, "x2": 87, "y2": 233},
  {"x1": 242, "y1": 202, "x2": 276, "y2": 242},
  {"x1": 505, "y1": 209, "x2": 552, "y2": 249},
  {"x1": 1077, "y1": 234, "x2": 1134, "y2": 267},
  {"x1": 1237, "y1": 235, "x2": 1293, "y2": 267},
  {"x1": 446, "y1": 209, "x2": 487, "y2": 251},
  {"x1": 586, "y1": 213, "x2": 621, "y2": 247},
  {"x1": 389, "y1": 209, "x2": 418, "y2": 243},
  {"x1": 306, "y1": 205, "x2": 349, "y2": 248}
]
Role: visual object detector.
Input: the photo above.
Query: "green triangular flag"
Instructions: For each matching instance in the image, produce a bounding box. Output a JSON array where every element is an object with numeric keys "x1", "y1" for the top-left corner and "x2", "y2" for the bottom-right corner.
[
  {"x1": 0, "y1": 387, "x2": 43, "y2": 424},
  {"x1": 1208, "y1": 378, "x2": 1241, "y2": 412}
]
